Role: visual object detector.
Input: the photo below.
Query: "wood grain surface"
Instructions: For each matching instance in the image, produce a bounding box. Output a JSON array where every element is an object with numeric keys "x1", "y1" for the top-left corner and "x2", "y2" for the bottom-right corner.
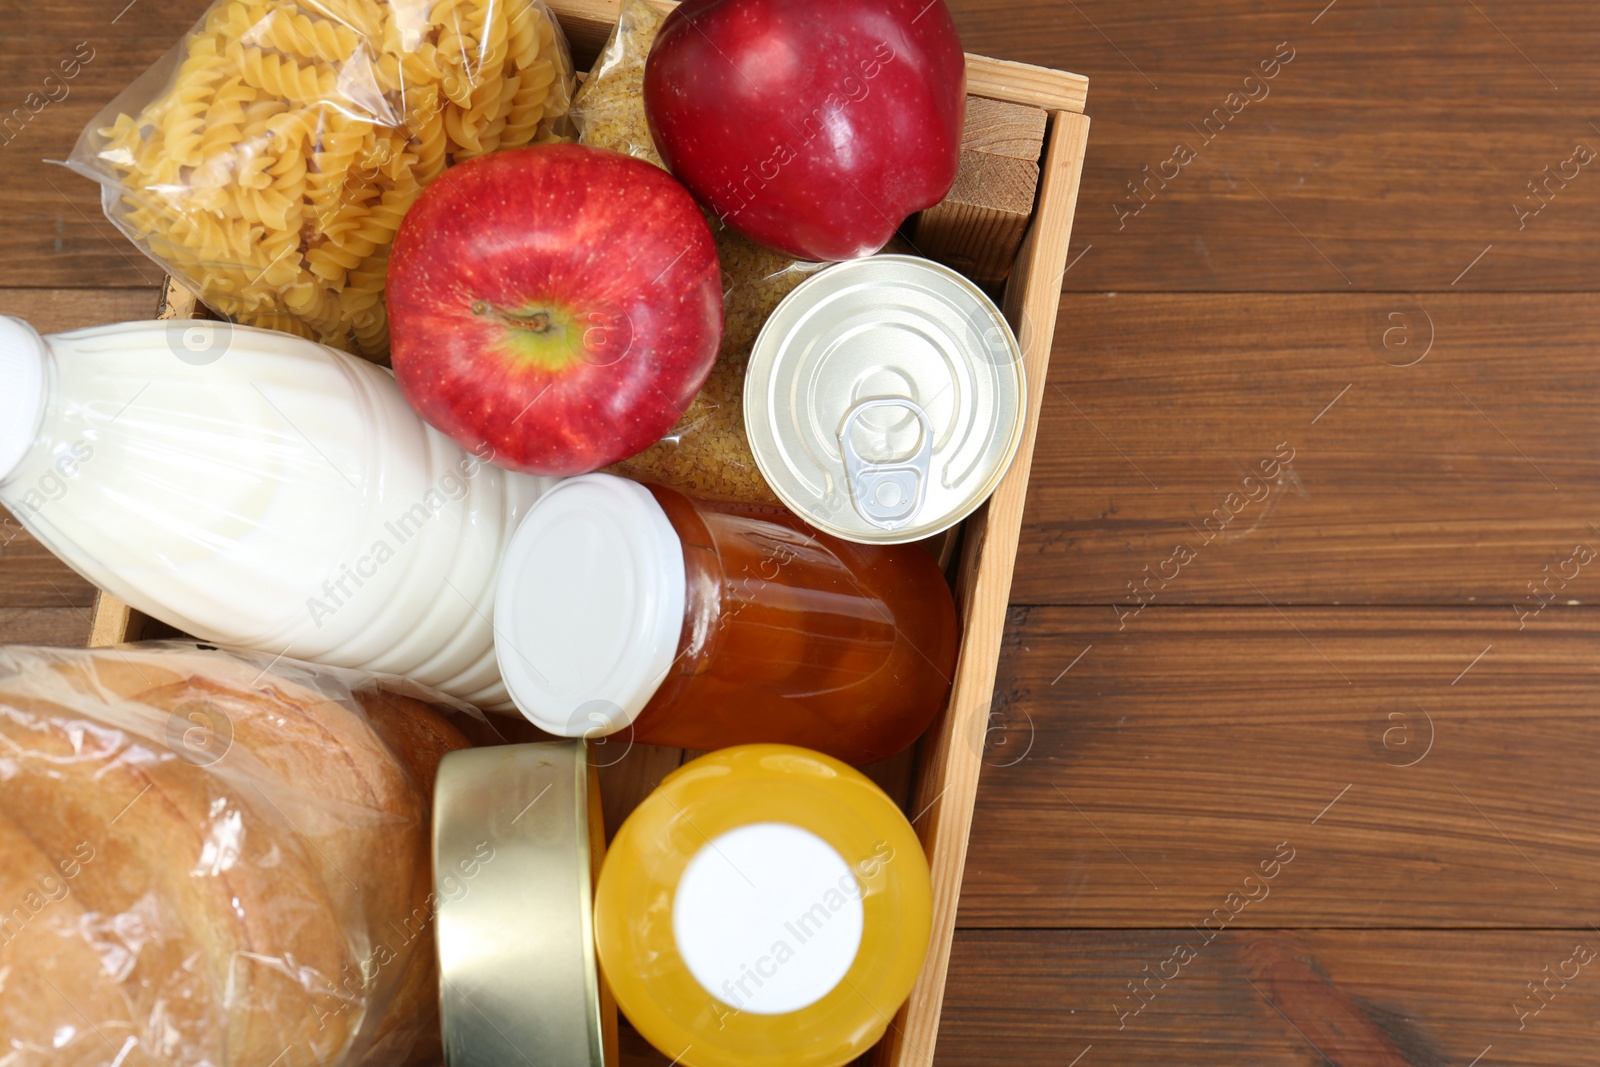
[
  {"x1": 964, "y1": 606, "x2": 1599, "y2": 928},
  {"x1": 914, "y1": 148, "x2": 1041, "y2": 286},
  {"x1": 946, "y1": 0, "x2": 1600, "y2": 293},
  {"x1": 2, "y1": 0, "x2": 1598, "y2": 1064},
  {"x1": 937, "y1": 930, "x2": 1599, "y2": 1066},
  {"x1": 1012, "y1": 292, "x2": 1600, "y2": 606},
  {"x1": 914, "y1": 97, "x2": 1046, "y2": 285}
]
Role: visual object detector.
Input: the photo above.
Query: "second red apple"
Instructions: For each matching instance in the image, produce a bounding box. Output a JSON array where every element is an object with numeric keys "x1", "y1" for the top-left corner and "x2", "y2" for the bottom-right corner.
[{"x1": 644, "y1": 0, "x2": 966, "y2": 262}]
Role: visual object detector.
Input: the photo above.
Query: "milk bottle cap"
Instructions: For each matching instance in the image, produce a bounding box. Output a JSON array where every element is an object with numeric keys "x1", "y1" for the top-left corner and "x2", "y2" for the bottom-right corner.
[
  {"x1": 0, "y1": 317, "x2": 47, "y2": 485},
  {"x1": 493, "y1": 473, "x2": 686, "y2": 737}
]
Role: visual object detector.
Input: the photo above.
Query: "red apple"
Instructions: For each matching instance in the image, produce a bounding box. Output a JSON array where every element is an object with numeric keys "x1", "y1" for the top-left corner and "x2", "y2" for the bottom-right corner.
[
  {"x1": 643, "y1": 0, "x2": 965, "y2": 262},
  {"x1": 387, "y1": 144, "x2": 723, "y2": 476}
]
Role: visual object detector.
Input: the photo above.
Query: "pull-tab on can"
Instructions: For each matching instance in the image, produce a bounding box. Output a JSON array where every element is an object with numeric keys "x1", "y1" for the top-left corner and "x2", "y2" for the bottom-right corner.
[
  {"x1": 839, "y1": 397, "x2": 934, "y2": 531},
  {"x1": 744, "y1": 255, "x2": 1026, "y2": 545}
]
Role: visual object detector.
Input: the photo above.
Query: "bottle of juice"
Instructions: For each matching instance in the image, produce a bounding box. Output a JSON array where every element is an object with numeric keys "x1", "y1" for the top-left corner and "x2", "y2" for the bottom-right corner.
[
  {"x1": 492, "y1": 473, "x2": 959, "y2": 764},
  {"x1": 0, "y1": 317, "x2": 552, "y2": 707},
  {"x1": 592, "y1": 744, "x2": 933, "y2": 1067}
]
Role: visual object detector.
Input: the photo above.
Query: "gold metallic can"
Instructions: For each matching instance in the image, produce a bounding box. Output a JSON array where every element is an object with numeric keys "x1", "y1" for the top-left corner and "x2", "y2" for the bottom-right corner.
[{"x1": 433, "y1": 741, "x2": 615, "y2": 1066}]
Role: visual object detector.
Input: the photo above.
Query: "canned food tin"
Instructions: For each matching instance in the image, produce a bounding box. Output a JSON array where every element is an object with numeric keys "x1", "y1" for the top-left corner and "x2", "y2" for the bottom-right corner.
[
  {"x1": 433, "y1": 741, "x2": 615, "y2": 1066},
  {"x1": 743, "y1": 254, "x2": 1026, "y2": 545}
]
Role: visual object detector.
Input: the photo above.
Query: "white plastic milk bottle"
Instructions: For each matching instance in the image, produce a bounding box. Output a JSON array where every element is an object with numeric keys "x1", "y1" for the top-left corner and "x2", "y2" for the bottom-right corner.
[{"x1": 0, "y1": 317, "x2": 552, "y2": 708}]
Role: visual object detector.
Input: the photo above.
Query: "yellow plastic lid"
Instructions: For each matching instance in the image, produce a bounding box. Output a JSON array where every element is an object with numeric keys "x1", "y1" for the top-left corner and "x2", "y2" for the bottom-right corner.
[{"x1": 593, "y1": 745, "x2": 933, "y2": 1067}]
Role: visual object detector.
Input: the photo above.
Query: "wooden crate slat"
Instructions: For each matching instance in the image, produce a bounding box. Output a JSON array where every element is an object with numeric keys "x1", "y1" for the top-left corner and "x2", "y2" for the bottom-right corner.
[
  {"x1": 961, "y1": 53, "x2": 1089, "y2": 113},
  {"x1": 959, "y1": 96, "x2": 1049, "y2": 159},
  {"x1": 876, "y1": 106, "x2": 1089, "y2": 1067},
  {"x1": 86, "y1": 596, "x2": 135, "y2": 647},
  {"x1": 914, "y1": 148, "x2": 1041, "y2": 287},
  {"x1": 914, "y1": 96, "x2": 1047, "y2": 287}
]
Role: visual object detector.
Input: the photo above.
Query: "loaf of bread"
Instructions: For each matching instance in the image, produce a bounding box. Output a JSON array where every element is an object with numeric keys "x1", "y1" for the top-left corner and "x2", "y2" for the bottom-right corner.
[{"x1": 0, "y1": 642, "x2": 468, "y2": 1067}]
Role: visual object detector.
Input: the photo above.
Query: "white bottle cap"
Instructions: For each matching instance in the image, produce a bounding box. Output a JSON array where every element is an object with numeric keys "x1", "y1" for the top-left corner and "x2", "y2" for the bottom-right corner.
[
  {"x1": 672, "y1": 822, "x2": 865, "y2": 1015},
  {"x1": 493, "y1": 473, "x2": 686, "y2": 737},
  {"x1": 0, "y1": 317, "x2": 47, "y2": 486}
]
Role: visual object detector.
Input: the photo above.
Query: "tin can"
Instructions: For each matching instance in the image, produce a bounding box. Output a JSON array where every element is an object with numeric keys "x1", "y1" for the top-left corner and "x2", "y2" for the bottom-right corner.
[
  {"x1": 433, "y1": 741, "x2": 615, "y2": 1066},
  {"x1": 743, "y1": 254, "x2": 1026, "y2": 545}
]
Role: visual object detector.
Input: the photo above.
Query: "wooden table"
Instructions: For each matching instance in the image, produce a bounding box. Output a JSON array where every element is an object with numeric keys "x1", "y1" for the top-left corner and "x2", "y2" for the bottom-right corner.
[{"x1": 3, "y1": 1, "x2": 1597, "y2": 1064}]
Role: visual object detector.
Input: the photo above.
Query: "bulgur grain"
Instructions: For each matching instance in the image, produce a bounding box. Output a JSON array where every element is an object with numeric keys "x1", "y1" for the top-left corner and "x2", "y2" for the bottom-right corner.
[{"x1": 575, "y1": 0, "x2": 823, "y2": 504}]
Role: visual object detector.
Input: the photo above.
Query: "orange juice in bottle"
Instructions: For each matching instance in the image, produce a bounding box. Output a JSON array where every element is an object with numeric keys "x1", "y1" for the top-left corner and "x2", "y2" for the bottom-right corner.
[
  {"x1": 493, "y1": 473, "x2": 958, "y2": 764},
  {"x1": 593, "y1": 745, "x2": 933, "y2": 1067}
]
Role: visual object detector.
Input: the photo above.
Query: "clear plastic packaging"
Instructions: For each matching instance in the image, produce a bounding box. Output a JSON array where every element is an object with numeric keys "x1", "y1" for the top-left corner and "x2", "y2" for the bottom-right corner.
[
  {"x1": 65, "y1": 0, "x2": 576, "y2": 361},
  {"x1": 574, "y1": 0, "x2": 824, "y2": 503},
  {"x1": 0, "y1": 640, "x2": 485, "y2": 1067}
]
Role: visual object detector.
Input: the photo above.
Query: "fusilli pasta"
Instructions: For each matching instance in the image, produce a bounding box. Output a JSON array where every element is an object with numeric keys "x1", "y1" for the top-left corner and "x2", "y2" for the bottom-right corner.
[{"x1": 79, "y1": 0, "x2": 574, "y2": 360}]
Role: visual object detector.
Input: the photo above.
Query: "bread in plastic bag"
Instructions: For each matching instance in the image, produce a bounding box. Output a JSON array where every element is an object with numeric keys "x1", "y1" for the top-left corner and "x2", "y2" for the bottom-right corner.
[
  {"x1": 574, "y1": 0, "x2": 824, "y2": 504},
  {"x1": 0, "y1": 640, "x2": 482, "y2": 1067},
  {"x1": 66, "y1": 0, "x2": 576, "y2": 361}
]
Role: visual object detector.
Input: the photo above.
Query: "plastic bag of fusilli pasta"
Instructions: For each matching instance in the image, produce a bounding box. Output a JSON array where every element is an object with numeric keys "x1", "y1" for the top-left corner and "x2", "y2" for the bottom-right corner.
[{"x1": 65, "y1": 0, "x2": 575, "y2": 362}]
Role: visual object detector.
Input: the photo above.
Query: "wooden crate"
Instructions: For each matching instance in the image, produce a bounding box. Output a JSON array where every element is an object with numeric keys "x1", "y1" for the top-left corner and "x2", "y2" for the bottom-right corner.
[{"x1": 86, "y1": 3, "x2": 1088, "y2": 1063}]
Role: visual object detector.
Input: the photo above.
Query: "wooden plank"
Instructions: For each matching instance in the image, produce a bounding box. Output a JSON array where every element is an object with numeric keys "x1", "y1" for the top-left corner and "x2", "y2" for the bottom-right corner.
[
  {"x1": 914, "y1": 96, "x2": 1046, "y2": 286},
  {"x1": 961, "y1": 54, "x2": 1089, "y2": 113},
  {"x1": 0, "y1": 34, "x2": 187, "y2": 290},
  {"x1": 938, "y1": 929, "x2": 1600, "y2": 1066},
  {"x1": 876, "y1": 107, "x2": 1089, "y2": 1067},
  {"x1": 1013, "y1": 292, "x2": 1600, "y2": 607},
  {"x1": 915, "y1": 149, "x2": 1040, "y2": 287},
  {"x1": 4, "y1": 0, "x2": 204, "y2": 41},
  {"x1": 0, "y1": 607, "x2": 91, "y2": 647},
  {"x1": 0, "y1": 288, "x2": 158, "y2": 332},
  {"x1": 960, "y1": 95, "x2": 1048, "y2": 159},
  {"x1": 0, "y1": 507, "x2": 97, "y2": 611},
  {"x1": 961, "y1": 606, "x2": 1600, "y2": 928},
  {"x1": 84, "y1": 595, "x2": 131, "y2": 648},
  {"x1": 85, "y1": 595, "x2": 143, "y2": 647},
  {"x1": 939, "y1": 0, "x2": 1600, "y2": 290}
]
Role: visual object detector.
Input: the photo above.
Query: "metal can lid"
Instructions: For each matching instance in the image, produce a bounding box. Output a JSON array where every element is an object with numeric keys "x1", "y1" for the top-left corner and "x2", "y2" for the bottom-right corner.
[
  {"x1": 433, "y1": 741, "x2": 614, "y2": 1066},
  {"x1": 743, "y1": 255, "x2": 1026, "y2": 545}
]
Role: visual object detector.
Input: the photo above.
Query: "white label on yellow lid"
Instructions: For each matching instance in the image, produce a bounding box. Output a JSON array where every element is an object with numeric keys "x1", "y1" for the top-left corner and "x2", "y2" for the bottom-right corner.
[{"x1": 672, "y1": 822, "x2": 864, "y2": 1015}]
